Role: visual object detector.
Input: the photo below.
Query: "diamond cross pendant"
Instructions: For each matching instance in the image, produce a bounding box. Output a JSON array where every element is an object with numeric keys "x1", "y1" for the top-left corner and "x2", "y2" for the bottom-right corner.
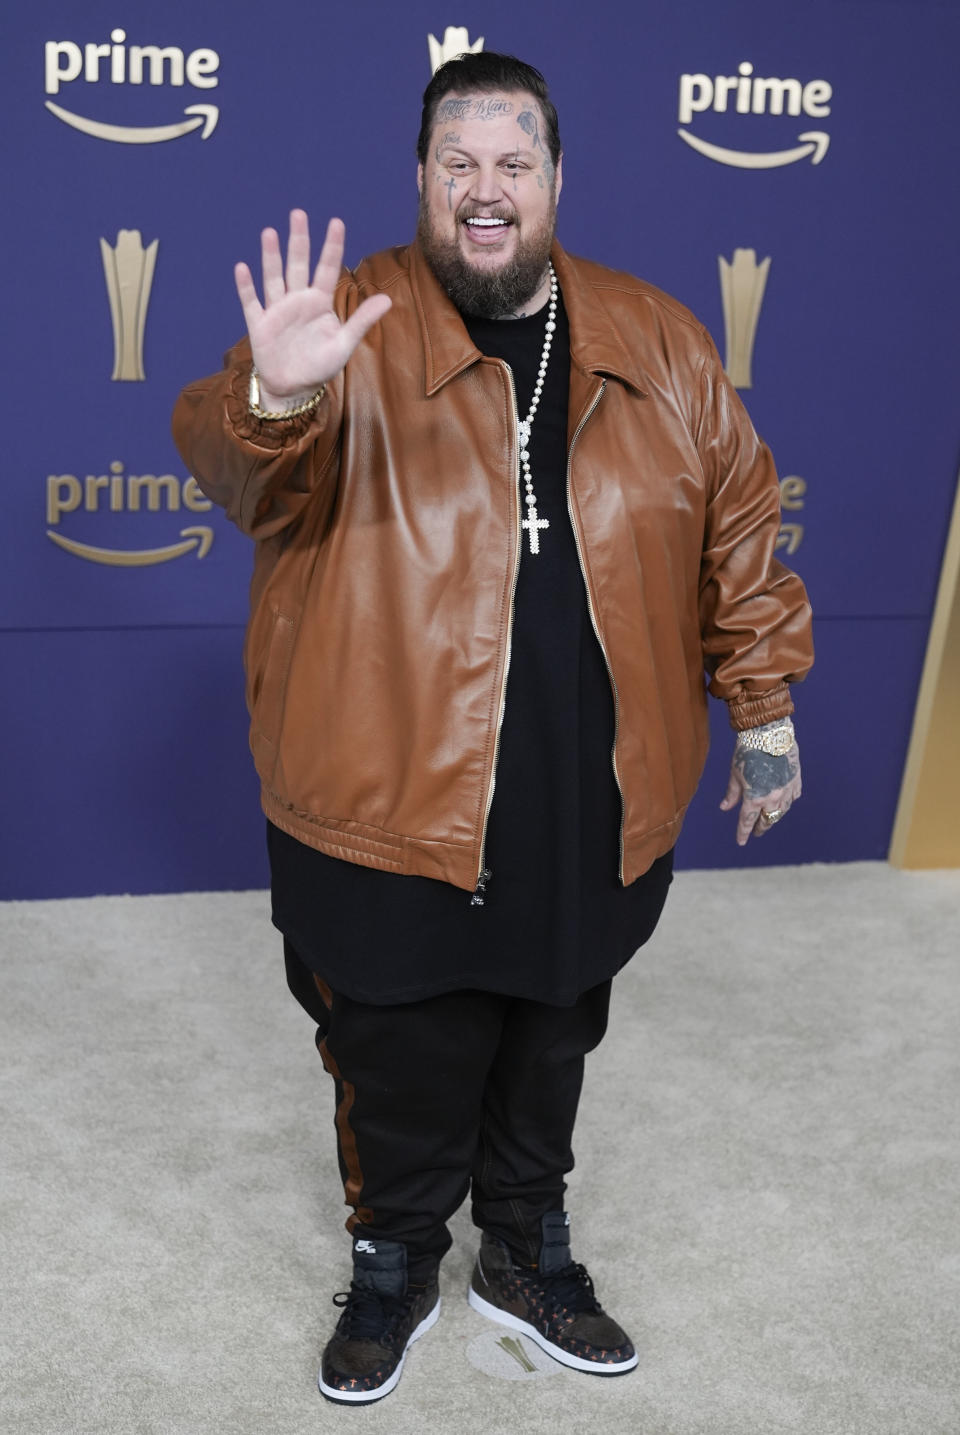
[{"x1": 521, "y1": 506, "x2": 549, "y2": 555}]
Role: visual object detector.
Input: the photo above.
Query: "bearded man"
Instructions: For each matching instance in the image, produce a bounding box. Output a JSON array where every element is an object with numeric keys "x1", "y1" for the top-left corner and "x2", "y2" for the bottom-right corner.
[{"x1": 173, "y1": 51, "x2": 812, "y2": 1405}]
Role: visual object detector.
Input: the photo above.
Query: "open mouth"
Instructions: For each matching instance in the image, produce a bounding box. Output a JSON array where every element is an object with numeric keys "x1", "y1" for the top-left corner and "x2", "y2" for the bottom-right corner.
[{"x1": 462, "y1": 216, "x2": 514, "y2": 246}]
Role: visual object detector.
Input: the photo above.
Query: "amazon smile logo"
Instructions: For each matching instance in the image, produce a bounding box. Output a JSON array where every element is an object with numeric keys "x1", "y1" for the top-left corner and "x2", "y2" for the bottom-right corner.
[
  {"x1": 678, "y1": 63, "x2": 832, "y2": 169},
  {"x1": 46, "y1": 463, "x2": 214, "y2": 567},
  {"x1": 44, "y1": 30, "x2": 220, "y2": 144}
]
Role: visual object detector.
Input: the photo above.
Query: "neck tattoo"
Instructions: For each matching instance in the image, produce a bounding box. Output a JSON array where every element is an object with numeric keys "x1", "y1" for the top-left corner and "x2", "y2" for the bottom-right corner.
[{"x1": 517, "y1": 264, "x2": 557, "y2": 556}]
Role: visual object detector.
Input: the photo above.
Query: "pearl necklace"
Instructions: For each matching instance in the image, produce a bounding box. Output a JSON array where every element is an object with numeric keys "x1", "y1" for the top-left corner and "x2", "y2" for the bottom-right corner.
[{"x1": 517, "y1": 264, "x2": 558, "y2": 555}]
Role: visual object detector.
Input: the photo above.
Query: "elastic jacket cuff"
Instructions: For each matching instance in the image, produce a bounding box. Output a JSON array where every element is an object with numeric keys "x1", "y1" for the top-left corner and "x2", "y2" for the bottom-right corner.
[
  {"x1": 727, "y1": 684, "x2": 795, "y2": 732},
  {"x1": 226, "y1": 364, "x2": 326, "y2": 449}
]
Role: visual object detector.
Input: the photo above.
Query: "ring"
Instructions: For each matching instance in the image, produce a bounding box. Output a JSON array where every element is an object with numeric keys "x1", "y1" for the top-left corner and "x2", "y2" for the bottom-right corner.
[{"x1": 761, "y1": 808, "x2": 783, "y2": 824}]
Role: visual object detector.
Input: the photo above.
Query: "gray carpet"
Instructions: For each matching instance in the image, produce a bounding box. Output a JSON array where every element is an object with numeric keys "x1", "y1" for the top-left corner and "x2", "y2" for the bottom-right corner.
[{"x1": 2, "y1": 862, "x2": 958, "y2": 1434}]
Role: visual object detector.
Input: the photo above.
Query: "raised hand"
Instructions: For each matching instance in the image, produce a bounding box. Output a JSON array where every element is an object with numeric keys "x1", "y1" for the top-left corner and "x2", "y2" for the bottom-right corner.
[
  {"x1": 234, "y1": 210, "x2": 391, "y2": 408},
  {"x1": 720, "y1": 725, "x2": 803, "y2": 846}
]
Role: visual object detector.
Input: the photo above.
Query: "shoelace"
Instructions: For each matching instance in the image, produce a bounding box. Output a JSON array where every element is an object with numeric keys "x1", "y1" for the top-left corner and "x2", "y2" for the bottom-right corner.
[
  {"x1": 331, "y1": 1283, "x2": 413, "y2": 1345},
  {"x1": 525, "y1": 1261, "x2": 602, "y2": 1317}
]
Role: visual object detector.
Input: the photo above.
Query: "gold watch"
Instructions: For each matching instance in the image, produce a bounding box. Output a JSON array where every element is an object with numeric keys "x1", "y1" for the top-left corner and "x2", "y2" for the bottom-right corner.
[{"x1": 736, "y1": 717, "x2": 795, "y2": 756}]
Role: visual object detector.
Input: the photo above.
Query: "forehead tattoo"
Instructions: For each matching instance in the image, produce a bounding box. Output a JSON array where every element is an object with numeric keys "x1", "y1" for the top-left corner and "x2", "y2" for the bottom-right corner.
[
  {"x1": 517, "y1": 108, "x2": 554, "y2": 180},
  {"x1": 435, "y1": 130, "x2": 461, "y2": 162},
  {"x1": 435, "y1": 96, "x2": 516, "y2": 124}
]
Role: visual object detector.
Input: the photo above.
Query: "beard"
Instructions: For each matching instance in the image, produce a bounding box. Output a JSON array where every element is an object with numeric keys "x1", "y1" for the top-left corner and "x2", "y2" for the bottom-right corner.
[{"x1": 417, "y1": 194, "x2": 556, "y2": 319}]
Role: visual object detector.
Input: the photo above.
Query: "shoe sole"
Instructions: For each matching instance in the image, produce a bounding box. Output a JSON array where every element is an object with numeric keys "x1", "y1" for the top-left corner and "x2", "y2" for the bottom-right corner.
[
  {"x1": 318, "y1": 1296, "x2": 441, "y2": 1405},
  {"x1": 467, "y1": 1286, "x2": 638, "y2": 1375}
]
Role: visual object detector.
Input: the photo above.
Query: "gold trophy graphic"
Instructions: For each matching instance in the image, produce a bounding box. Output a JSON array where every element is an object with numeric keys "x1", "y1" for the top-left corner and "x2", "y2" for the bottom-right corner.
[
  {"x1": 718, "y1": 247, "x2": 770, "y2": 389},
  {"x1": 100, "y1": 229, "x2": 158, "y2": 381}
]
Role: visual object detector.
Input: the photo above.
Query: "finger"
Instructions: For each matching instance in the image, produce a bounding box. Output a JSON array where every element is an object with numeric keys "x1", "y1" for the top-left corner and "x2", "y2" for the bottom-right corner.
[
  {"x1": 234, "y1": 262, "x2": 263, "y2": 326},
  {"x1": 260, "y1": 227, "x2": 286, "y2": 306},
  {"x1": 285, "y1": 208, "x2": 311, "y2": 291},
  {"x1": 312, "y1": 217, "x2": 346, "y2": 298},
  {"x1": 338, "y1": 293, "x2": 393, "y2": 353},
  {"x1": 719, "y1": 774, "x2": 740, "y2": 810},
  {"x1": 737, "y1": 801, "x2": 764, "y2": 846},
  {"x1": 751, "y1": 796, "x2": 793, "y2": 843}
]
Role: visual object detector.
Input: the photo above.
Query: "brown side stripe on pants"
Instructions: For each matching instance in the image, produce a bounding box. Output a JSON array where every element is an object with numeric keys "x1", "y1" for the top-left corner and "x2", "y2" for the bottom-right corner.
[{"x1": 312, "y1": 972, "x2": 374, "y2": 1230}]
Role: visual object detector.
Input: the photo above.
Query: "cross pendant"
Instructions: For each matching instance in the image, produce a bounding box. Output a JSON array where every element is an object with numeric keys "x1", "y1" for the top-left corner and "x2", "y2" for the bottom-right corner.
[{"x1": 521, "y1": 507, "x2": 549, "y2": 555}]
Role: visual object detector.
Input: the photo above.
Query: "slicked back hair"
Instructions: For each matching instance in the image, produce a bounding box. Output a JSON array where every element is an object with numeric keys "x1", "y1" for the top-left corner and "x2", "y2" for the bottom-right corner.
[{"x1": 417, "y1": 52, "x2": 561, "y2": 171}]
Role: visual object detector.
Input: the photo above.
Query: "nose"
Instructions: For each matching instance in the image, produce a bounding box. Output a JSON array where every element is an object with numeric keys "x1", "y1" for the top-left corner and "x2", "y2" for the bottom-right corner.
[{"x1": 467, "y1": 161, "x2": 509, "y2": 207}]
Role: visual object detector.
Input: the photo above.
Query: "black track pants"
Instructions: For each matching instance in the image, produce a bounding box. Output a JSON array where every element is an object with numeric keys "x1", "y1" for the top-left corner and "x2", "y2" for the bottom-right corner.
[{"x1": 284, "y1": 940, "x2": 612, "y2": 1280}]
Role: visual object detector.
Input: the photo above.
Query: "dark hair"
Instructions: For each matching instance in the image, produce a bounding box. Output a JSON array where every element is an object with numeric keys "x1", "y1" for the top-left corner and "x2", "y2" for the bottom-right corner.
[{"x1": 417, "y1": 52, "x2": 561, "y2": 170}]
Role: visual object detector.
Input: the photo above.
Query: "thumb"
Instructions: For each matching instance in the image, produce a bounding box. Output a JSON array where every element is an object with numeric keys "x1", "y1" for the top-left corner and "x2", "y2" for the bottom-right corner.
[{"x1": 340, "y1": 293, "x2": 392, "y2": 353}]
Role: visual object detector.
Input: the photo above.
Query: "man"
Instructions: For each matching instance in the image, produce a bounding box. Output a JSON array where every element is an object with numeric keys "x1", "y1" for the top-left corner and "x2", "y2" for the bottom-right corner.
[{"x1": 173, "y1": 52, "x2": 812, "y2": 1405}]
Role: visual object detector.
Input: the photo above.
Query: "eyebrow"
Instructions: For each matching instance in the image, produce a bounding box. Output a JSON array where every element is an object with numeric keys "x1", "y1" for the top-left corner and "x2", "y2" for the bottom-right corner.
[{"x1": 438, "y1": 144, "x2": 538, "y2": 161}]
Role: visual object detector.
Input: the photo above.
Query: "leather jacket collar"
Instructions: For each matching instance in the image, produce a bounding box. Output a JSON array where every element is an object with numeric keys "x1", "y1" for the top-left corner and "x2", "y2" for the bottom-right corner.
[{"x1": 409, "y1": 237, "x2": 648, "y2": 398}]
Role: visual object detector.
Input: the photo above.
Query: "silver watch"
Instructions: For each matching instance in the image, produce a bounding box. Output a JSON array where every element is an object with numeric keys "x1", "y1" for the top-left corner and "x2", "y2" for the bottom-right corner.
[{"x1": 736, "y1": 717, "x2": 795, "y2": 756}]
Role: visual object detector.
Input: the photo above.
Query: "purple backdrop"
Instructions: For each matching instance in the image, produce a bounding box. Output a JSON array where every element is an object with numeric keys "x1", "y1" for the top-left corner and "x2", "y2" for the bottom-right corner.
[{"x1": 4, "y1": 0, "x2": 959, "y2": 897}]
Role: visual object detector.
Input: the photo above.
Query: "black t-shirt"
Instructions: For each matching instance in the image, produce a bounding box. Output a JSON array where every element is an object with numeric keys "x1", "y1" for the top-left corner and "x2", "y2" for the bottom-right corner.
[{"x1": 268, "y1": 291, "x2": 673, "y2": 1006}]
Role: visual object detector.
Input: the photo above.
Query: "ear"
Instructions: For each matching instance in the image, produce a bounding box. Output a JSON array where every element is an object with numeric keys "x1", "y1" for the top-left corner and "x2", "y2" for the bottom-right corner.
[
  {"x1": 554, "y1": 153, "x2": 563, "y2": 204},
  {"x1": 417, "y1": 161, "x2": 424, "y2": 197}
]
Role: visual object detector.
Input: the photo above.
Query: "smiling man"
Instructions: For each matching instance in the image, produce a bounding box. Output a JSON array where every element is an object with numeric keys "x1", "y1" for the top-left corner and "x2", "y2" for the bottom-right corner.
[
  {"x1": 173, "y1": 52, "x2": 812, "y2": 1406},
  {"x1": 417, "y1": 91, "x2": 561, "y2": 317}
]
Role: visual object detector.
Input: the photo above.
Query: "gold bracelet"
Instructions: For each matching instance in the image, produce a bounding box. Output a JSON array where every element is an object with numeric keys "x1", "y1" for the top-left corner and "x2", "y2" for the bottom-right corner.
[{"x1": 248, "y1": 368, "x2": 326, "y2": 421}]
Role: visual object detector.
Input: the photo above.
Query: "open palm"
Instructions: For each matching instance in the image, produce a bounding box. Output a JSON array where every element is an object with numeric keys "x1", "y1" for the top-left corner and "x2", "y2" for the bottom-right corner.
[{"x1": 234, "y1": 210, "x2": 391, "y2": 405}]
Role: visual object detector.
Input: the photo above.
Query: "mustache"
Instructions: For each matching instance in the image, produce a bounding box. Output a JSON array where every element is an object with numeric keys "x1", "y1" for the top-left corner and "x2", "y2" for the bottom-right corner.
[{"x1": 457, "y1": 206, "x2": 516, "y2": 223}]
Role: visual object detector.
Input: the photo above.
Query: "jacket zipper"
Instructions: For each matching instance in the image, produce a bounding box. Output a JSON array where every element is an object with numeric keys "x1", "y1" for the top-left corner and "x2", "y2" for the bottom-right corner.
[
  {"x1": 565, "y1": 380, "x2": 626, "y2": 884},
  {"x1": 472, "y1": 361, "x2": 523, "y2": 904}
]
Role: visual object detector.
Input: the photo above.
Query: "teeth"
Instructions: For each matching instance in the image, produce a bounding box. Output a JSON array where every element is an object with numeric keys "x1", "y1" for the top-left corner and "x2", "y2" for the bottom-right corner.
[{"x1": 466, "y1": 218, "x2": 508, "y2": 226}]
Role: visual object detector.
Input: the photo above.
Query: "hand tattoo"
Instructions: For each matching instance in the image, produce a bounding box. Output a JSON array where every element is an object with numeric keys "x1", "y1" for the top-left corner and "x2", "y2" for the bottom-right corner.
[{"x1": 733, "y1": 745, "x2": 799, "y2": 799}]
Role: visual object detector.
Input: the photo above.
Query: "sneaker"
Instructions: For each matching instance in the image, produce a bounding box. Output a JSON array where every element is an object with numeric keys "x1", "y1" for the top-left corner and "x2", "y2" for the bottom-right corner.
[
  {"x1": 318, "y1": 1238, "x2": 440, "y2": 1404},
  {"x1": 468, "y1": 1212, "x2": 637, "y2": 1374}
]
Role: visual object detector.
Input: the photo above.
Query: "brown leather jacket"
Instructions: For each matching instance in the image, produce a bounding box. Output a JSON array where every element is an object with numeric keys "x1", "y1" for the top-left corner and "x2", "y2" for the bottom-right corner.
[{"x1": 173, "y1": 239, "x2": 813, "y2": 892}]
